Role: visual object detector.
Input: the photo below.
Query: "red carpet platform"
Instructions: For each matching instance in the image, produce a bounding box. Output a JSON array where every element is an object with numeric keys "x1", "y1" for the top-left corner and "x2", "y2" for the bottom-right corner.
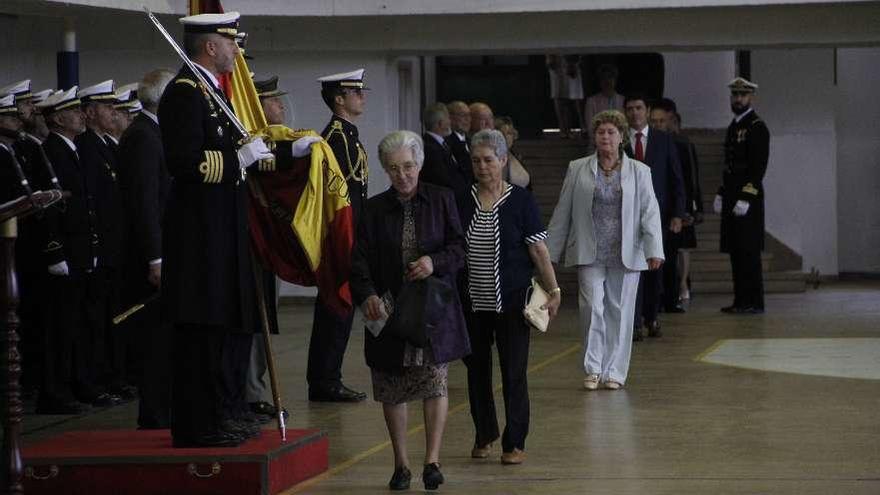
[{"x1": 22, "y1": 428, "x2": 328, "y2": 495}]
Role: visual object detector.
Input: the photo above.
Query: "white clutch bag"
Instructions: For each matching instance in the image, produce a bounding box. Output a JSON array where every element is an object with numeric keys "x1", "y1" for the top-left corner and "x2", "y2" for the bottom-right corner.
[{"x1": 523, "y1": 277, "x2": 550, "y2": 333}]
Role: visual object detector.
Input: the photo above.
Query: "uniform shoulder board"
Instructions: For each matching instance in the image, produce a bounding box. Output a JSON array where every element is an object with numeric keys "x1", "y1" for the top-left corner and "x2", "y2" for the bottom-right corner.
[
  {"x1": 331, "y1": 120, "x2": 343, "y2": 130},
  {"x1": 175, "y1": 78, "x2": 198, "y2": 88}
]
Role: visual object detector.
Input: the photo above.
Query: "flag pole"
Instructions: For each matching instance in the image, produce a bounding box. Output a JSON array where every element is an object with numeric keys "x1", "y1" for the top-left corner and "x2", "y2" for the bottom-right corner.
[{"x1": 250, "y1": 255, "x2": 286, "y2": 442}]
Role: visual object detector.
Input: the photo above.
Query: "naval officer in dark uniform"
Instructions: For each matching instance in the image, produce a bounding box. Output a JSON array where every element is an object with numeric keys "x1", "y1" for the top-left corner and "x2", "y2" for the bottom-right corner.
[
  {"x1": 714, "y1": 77, "x2": 770, "y2": 314},
  {"x1": 158, "y1": 11, "x2": 274, "y2": 447},
  {"x1": 306, "y1": 68, "x2": 370, "y2": 402}
]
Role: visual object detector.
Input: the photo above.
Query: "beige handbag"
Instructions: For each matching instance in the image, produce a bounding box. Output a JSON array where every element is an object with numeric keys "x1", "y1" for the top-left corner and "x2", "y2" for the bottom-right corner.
[{"x1": 523, "y1": 277, "x2": 550, "y2": 333}]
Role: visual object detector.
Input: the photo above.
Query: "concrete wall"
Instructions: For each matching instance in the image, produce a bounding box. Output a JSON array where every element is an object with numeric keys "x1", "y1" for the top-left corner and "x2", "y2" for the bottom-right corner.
[
  {"x1": 662, "y1": 51, "x2": 735, "y2": 129},
  {"x1": 753, "y1": 48, "x2": 838, "y2": 275},
  {"x1": 836, "y1": 48, "x2": 880, "y2": 274}
]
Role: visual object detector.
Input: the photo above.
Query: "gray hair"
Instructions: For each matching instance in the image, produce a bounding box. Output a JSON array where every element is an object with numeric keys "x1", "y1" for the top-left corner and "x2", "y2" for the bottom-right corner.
[
  {"x1": 139, "y1": 69, "x2": 175, "y2": 109},
  {"x1": 378, "y1": 130, "x2": 425, "y2": 168},
  {"x1": 422, "y1": 102, "x2": 449, "y2": 131},
  {"x1": 470, "y1": 129, "x2": 508, "y2": 159}
]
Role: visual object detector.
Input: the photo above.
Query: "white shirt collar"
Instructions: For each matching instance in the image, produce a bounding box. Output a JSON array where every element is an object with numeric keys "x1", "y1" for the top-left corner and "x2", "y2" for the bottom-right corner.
[
  {"x1": 25, "y1": 132, "x2": 42, "y2": 145},
  {"x1": 0, "y1": 142, "x2": 8, "y2": 151},
  {"x1": 629, "y1": 125, "x2": 649, "y2": 139},
  {"x1": 426, "y1": 131, "x2": 447, "y2": 146},
  {"x1": 191, "y1": 61, "x2": 221, "y2": 90},
  {"x1": 734, "y1": 107, "x2": 754, "y2": 123},
  {"x1": 104, "y1": 134, "x2": 119, "y2": 145},
  {"x1": 455, "y1": 131, "x2": 466, "y2": 141},
  {"x1": 141, "y1": 109, "x2": 159, "y2": 125},
  {"x1": 53, "y1": 131, "x2": 77, "y2": 153}
]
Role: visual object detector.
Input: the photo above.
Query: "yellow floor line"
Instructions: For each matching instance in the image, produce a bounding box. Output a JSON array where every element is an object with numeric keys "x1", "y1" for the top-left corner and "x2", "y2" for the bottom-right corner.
[
  {"x1": 282, "y1": 342, "x2": 581, "y2": 494},
  {"x1": 694, "y1": 339, "x2": 728, "y2": 363}
]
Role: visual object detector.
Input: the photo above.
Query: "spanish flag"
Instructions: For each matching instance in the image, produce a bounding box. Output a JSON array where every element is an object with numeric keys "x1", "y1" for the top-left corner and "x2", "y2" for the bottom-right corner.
[{"x1": 193, "y1": 0, "x2": 354, "y2": 316}]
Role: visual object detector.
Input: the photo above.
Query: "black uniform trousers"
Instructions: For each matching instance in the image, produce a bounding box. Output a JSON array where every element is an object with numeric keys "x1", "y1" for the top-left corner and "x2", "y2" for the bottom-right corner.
[
  {"x1": 40, "y1": 271, "x2": 105, "y2": 404},
  {"x1": 171, "y1": 324, "x2": 225, "y2": 440},
  {"x1": 662, "y1": 231, "x2": 681, "y2": 310},
  {"x1": 135, "y1": 305, "x2": 172, "y2": 429},
  {"x1": 463, "y1": 310, "x2": 531, "y2": 453},
  {"x1": 730, "y1": 248, "x2": 764, "y2": 309},
  {"x1": 634, "y1": 267, "x2": 663, "y2": 328},
  {"x1": 306, "y1": 300, "x2": 354, "y2": 388}
]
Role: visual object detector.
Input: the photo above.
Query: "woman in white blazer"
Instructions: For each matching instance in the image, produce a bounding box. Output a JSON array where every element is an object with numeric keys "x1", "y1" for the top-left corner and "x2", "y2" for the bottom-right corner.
[{"x1": 546, "y1": 110, "x2": 664, "y2": 390}]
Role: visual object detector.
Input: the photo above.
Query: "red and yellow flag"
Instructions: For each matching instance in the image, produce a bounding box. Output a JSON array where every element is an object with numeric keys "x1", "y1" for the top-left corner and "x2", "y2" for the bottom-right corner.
[{"x1": 193, "y1": 0, "x2": 353, "y2": 315}]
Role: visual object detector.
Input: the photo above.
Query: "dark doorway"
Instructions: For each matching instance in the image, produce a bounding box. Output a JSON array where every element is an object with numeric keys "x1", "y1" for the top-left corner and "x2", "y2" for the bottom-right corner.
[{"x1": 435, "y1": 53, "x2": 664, "y2": 138}]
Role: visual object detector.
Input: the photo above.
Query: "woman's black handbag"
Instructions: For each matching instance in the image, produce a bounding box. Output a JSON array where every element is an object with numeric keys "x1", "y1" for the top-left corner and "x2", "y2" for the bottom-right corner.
[{"x1": 384, "y1": 276, "x2": 456, "y2": 348}]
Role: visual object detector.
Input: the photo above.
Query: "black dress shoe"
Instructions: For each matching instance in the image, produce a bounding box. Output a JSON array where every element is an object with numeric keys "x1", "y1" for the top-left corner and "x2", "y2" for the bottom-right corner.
[
  {"x1": 665, "y1": 304, "x2": 686, "y2": 314},
  {"x1": 737, "y1": 306, "x2": 765, "y2": 314},
  {"x1": 172, "y1": 431, "x2": 243, "y2": 448},
  {"x1": 720, "y1": 305, "x2": 740, "y2": 313},
  {"x1": 388, "y1": 466, "x2": 411, "y2": 491},
  {"x1": 422, "y1": 463, "x2": 444, "y2": 491},
  {"x1": 109, "y1": 383, "x2": 138, "y2": 401},
  {"x1": 35, "y1": 397, "x2": 85, "y2": 415},
  {"x1": 309, "y1": 383, "x2": 367, "y2": 402},
  {"x1": 632, "y1": 327, "x2": 644, "y2": 342},
  {"x1": 647, "y1": 320, "x2": 662, "y2": 338},
  {"x1": 220, "y1": 419, "x2": 261, "y2": 439},
  {"x1": 91, "y1": 392, "x2": 123, "y2": 407}
]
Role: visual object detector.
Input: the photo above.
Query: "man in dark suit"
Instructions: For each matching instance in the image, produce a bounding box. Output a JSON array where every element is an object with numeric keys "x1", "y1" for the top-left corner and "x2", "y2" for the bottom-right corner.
[
  {"x1": 420, "y1": 102, "x2": 472, "y2": 198},
  {"x1": 159, "y1": 12, "x2": 274, "y2": 447},
  {"x1": 307, "y1": 68, "x2": 371, "y2": 402},
  {"x1": 445, "y1": 100, "x2": 473, "y2": 171},
  {"x1": 624, "y1": 93, "x2": 686, "y2": 340},
  {"x1": 117, "y1": 69, "x2": 175, "y2": 429},
  {"x1": 650, "y1": 98, "x2": 702, "y2": 311},
  {"x1": 715, "y1": 77, "x2": 770, "y2": 314}
]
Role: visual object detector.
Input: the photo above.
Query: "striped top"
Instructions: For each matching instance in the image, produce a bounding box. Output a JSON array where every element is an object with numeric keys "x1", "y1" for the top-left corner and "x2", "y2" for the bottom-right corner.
[{"x1": 466, "y1": 184, "x2": 547, "y2": 312}]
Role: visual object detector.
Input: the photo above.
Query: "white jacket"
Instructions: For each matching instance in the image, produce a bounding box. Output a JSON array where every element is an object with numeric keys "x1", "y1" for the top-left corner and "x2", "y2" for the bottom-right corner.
[{"x1": 546, "y1": 153, "x2": 664, "y2": 271}]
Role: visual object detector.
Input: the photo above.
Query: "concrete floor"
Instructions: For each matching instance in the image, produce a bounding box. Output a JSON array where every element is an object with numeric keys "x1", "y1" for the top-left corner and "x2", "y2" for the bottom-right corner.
[{"x1": 21, "y1": 281, "x2": 880, "y2": 494}]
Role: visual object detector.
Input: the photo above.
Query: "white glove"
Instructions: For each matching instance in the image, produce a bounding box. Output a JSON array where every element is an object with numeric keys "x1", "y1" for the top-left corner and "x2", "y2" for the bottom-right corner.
[
  {"x1": 48, "y1": 261, "x2": 69, "y2": 276},
  {"x1": 713, "y1": 195, "x2": 723, "y2": 214},
  {"x1": 733, "y1": 200, "x2": 750, "y2": 217},
  {"x1": 291, "y1": 136, "x2": 322, "y2": 158},
  {"x1": 237, "y1": 138, "x2": 274, "y2": 169},
  {"x1": 93, "y1": 256, "x2": 98, "y2": 268}
]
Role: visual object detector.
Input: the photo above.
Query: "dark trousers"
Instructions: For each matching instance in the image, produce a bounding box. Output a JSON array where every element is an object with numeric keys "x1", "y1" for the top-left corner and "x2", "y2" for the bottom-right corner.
[
  {"x1": 136, "y1": 304, "x2": 172, "y2": 429},
  {"x1": 463, "y1": 310, "x2": 531, "y2": 453},
  {"x1": 662, "y1": 232, "x2": 681, "y2": 309},
  {"x1": 633, "y1": 268, "x2": 663, "y2": 328},
  {"x1": 221, "y1": 331, "x2": 253, "y2": 420},
  {"x1": 306, "y1": 296, "x2": 354, "y2": 388},
  {"x1": 171, "y1": 324, "x2": 226, "y2": 440},
  {"x1": 730, "y1": 249, "x2": 764, "y2": 309},
  {"x1": 39, "y1": 274, "x2": 80, "y2": 403},
  {"x1": 17, "y1": 267, "x2": 44, "y2": 391}
]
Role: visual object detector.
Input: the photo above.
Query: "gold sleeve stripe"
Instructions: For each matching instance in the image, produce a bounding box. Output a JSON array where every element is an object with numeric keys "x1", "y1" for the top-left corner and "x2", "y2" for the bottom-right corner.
[
  {"x1": 214, "y1": 151, "x2": 224, "y2": 183},
  {"x1": 176, "y1": 78, "x2": 198, "y2": 88},
  {"x1": 742, "y1": 183, "x2": 759, "y2": 196},
  {"x1": 199, "y1": 160, "x2": 210, "y2": 183},
  {"x1": 208, "y1": 152, "x2": 218, "y2": 183}
]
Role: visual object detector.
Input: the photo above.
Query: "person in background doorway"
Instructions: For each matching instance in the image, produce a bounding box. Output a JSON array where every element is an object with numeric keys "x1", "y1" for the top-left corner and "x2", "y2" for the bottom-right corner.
[
  {"x1": 584, "y1": 64, "x2": 625, "y2": 145},
  {"x1": 546, "y1": 54, "x2": 585, "y2": 139}
]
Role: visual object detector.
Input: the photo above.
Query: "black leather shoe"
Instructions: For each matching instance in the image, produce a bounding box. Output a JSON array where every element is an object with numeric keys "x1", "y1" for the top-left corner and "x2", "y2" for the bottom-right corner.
[
  {"x1": 388, "y1": 466, "x2": 411, "y2": 491},
  {"x1": 737, "y1": 306, "x2": 765, "y2": 314},
  {"x1": 309, "y1": 383, "x2": 367, "y2": 402},
  {"x1": 647, "y1": 320, "x2": 662, "y2": 338},
  {"x1": 665, "y1": 304, "x2": 686, "y2": 314},
  {"x1": 632, "y1": 327, "x2": 644, "y2": 342},
  {"x1": 109, "y1": 383, "x2": 138, "y2": 401},
  {"x1": 250, "y1": 401, "x2": 291, "y2": 422},
  {"x1": 91, "y1": 392, "x2": 123, "y2": 407},
  {"x1": 35, "y1": 397, "x2": 85, "y2": 415},
  {"x1": 422, "y1": 463, "x2": 444, "y2": 491},
  {"x1": 720, "y1": 305, "x2": 740, "y2": 313},
  {"x1": 172, "y1": 431, "x2": 243, "y2": 448},
  {"x1": 221, "y1": 419, "x2": 261, "y2": 439}
]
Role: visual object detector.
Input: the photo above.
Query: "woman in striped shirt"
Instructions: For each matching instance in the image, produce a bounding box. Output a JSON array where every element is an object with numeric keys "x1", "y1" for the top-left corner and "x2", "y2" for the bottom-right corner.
[{"x1": 456, "y1": 129, "x2": 561, "y2": 466}]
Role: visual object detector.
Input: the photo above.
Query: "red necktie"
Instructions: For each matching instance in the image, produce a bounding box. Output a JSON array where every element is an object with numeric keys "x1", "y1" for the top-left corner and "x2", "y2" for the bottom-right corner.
[{"x1": 635, "y1": 132, "x2": 645, "y2": 161}]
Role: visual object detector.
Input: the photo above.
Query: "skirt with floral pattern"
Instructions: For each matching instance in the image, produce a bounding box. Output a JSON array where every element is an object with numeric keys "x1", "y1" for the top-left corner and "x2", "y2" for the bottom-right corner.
[{"x1": 371, "y1": 363, "x2": 448, "y2": 405}]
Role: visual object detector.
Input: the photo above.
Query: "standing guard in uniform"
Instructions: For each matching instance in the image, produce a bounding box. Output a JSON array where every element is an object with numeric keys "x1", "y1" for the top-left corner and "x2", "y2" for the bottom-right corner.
[
  {"x1": 714, "y1": 77, "x2": 770, "y2": 314},
  {"x1": 159, "y1": 11, "x2": 275, "y2": 448},
  {"x1": 306, "y1": 69, "x2": 370, "y2": 402},
  {"x1": 36, "y1": 87, "x2": 112, "y2": 412},
  {"x1": 77, "y1": 80, "x2": 130, "y2": 402}
]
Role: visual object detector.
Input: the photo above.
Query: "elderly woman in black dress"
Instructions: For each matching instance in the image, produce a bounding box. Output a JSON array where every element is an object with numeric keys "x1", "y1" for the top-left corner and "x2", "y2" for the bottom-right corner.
[
  {"x1": 458, "y1": 129, "x2": 561, "y2": 465},
  {"x1": 351, "y1": 130, "x2": 470, "y2": 491}
]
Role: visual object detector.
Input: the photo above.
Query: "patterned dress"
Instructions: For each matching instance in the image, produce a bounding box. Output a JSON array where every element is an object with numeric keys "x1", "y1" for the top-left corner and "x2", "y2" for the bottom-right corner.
[{"x1": 371, "y1": 197, "x2": 449, "y2": 405}]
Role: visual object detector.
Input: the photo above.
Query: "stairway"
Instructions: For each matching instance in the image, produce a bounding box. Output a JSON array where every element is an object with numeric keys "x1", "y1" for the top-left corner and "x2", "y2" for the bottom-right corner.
[{"x1": 515, "y1": 131, "x2": 805, "y2": 296}]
